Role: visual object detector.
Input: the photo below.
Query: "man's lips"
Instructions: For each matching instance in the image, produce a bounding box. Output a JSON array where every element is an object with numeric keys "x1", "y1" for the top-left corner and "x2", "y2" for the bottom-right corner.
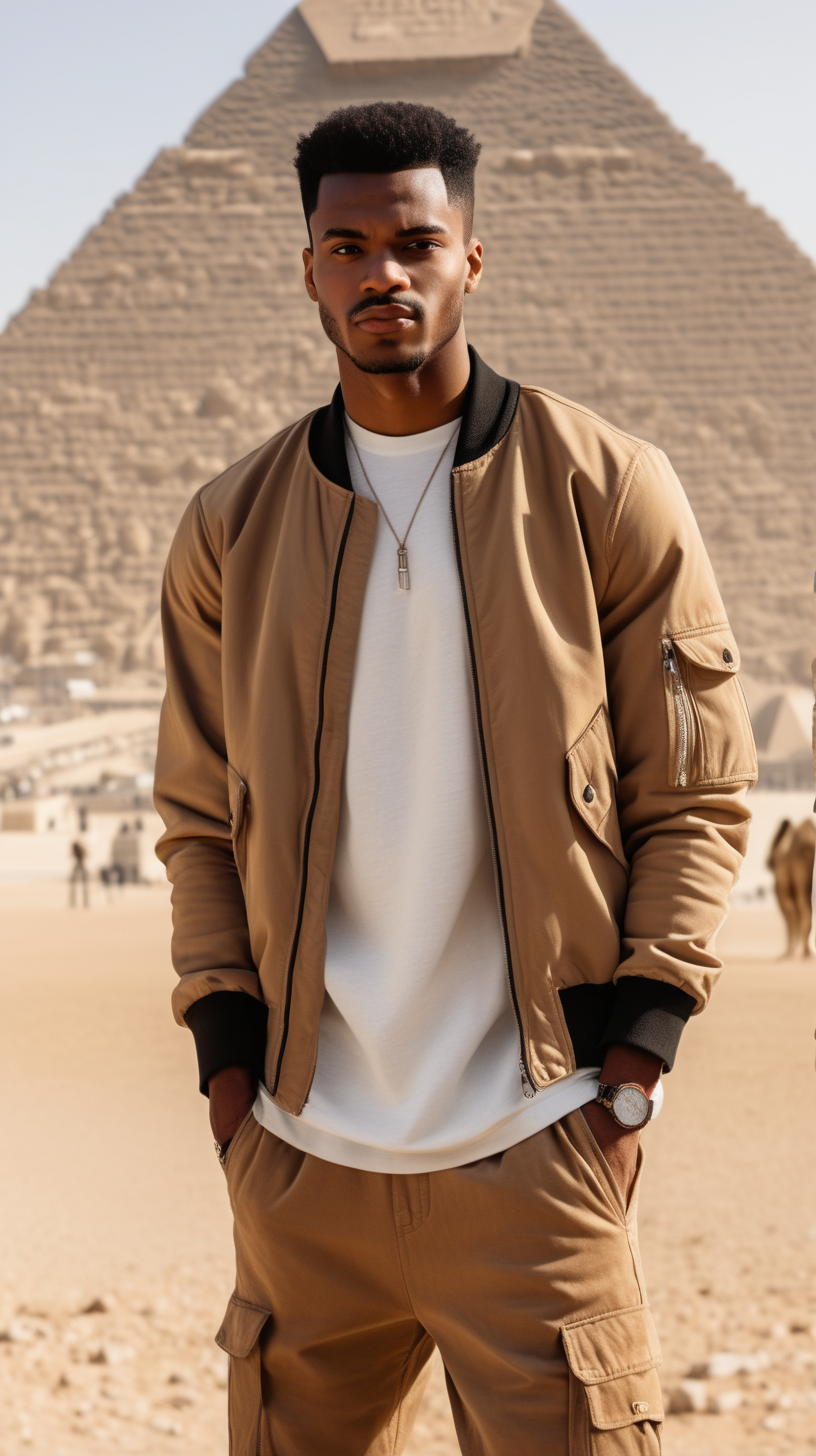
[{"x1": 353, "y1": 304, "x2": 418, "y2": 335}]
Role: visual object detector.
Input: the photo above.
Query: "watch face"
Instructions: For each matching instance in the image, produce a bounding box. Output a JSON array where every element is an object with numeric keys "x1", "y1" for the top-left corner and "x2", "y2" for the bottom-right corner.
[{"x1": 613, "y1": 1086, "x2": 649, "y2": 1128}]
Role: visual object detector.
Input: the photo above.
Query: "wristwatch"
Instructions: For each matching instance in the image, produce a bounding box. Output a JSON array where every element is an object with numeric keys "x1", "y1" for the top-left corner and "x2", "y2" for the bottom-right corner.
[{"x1": 595, "y1": 1082, "x2": 654, "y2": 1130}]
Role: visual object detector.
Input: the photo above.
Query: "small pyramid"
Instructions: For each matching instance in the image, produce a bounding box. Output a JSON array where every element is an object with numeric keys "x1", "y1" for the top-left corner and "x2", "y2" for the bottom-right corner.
[
  {"x1": 751, "y1": 690, "x2": 813, "y2": 757},
  {"x1": 0, "y1": 0, "x2": 813, "y2": 681}
]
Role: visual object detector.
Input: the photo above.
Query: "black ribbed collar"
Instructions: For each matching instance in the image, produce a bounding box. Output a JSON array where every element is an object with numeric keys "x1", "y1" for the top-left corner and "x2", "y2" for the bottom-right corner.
[{"x1": 307, "y1": 345, "x2": 520, "y2": 491}]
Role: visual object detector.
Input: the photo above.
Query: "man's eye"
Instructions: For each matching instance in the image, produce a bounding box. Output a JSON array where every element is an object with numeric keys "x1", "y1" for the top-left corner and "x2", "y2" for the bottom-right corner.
[
  {"x1": 333, "y1": 244, "x2": 363, "y2": 255},
  {"x1": 406, "y1": 240, "x2": 440, "y2": 252}
]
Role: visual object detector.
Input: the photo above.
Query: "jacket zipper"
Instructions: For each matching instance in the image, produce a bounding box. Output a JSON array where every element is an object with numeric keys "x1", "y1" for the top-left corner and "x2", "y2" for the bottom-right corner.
[
  {"x1": 449, "y1": 473, "x2": 536, "y2": 1099},
  {"x1": 256, "y1": 1403, "x2": 263, "y2": 1456},
  {"x1": 271, "y1": 496, "x2": 356, "y2": 1097},
  {"x1": 661, "y1": 638, "x2": 691, "y2": 787}
]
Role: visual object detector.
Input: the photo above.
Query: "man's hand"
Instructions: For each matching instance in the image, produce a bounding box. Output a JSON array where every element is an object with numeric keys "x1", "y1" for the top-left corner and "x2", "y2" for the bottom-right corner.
[
  {"x1": 209, "y1": 1066, "x2": 256, "y2": 1147},
  {"x1": 581, "y1": 1044, "x2": 662, "y2": 1203}
]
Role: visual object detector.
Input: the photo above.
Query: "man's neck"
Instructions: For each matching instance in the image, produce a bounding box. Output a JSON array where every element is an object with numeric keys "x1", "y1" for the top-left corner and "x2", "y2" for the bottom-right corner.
[{"x1": 337, "y1": 325, "x2": 470, "y2": 436}]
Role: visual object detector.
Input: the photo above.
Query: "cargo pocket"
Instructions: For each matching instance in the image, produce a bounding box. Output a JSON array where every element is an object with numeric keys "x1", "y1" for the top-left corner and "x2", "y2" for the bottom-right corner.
[
  {"x1": 566, "y1": 705, "x2": 628, "y2": 871},
  {"x1": 216, "y1": 1293, "x2": 272, "y2": 1456},
  {"x1": 660, "y1": 626, "x2": 757, "y2": 788},
  {"x1": 562, "y1": 1304, "x2": 663, "y2": 1454},
  {"x1": 227, "y1": 764, "x2": 249, "y2": 885}
]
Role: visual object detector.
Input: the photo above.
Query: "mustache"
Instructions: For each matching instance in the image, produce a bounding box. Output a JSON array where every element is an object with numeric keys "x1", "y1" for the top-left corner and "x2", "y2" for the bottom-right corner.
[{"x1": 347, "y1": 294, "x2": 426, "y2": 321}]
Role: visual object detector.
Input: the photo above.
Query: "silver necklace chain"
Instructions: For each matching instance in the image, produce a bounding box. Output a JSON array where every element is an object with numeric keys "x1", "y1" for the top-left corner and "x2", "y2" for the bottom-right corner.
[{"x1": 345, "y1": 424, "x2": 456, "y2": 591}]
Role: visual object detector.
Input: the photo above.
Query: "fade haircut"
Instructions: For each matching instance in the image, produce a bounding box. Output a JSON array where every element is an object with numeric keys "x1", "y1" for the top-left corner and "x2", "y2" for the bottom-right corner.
[{"x1": 294, "y1": 102, "x2": 481, "y2": 240}]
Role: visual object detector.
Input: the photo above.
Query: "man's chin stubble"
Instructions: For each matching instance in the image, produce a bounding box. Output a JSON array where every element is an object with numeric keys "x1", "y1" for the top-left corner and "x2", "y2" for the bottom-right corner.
[
  {"x1": 318, "y1": 303, "x2": 462, "y2": 376},
  {"x1": 336, "y1": 345, "x2": 434, "y2": 376}
]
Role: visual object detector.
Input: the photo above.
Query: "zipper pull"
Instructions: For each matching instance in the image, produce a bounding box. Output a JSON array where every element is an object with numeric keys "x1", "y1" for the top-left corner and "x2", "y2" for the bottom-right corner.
[
  {"x1": 661, "y1": 638, "x2": 678, "y2": 673},
  {"x1": 520, "y1": 1059, "x2": 537, "y2": 1099}
]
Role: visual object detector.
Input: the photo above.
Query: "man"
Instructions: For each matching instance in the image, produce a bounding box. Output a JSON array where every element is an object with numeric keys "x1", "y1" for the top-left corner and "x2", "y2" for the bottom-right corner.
[
  {"x1": 155, "y1": 102, "x2": 757, "y2": 1455},
  {"x1": 68, "y1": 836, "x2": 89, "y2": 908}
]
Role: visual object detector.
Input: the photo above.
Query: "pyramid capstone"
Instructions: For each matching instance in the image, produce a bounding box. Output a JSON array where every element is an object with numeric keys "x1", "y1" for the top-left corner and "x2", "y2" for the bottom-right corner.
[{"x1": 300, "y1": 0, "x2": 543, "y2": 64}]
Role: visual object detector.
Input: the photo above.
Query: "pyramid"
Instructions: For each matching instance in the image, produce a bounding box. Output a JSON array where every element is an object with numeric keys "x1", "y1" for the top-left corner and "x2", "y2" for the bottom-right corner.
[
  {"x1": 1, "y1": 0, "x2": 814, "y2": 683},
  {"x1": 751, "y1": 689, "x2": 813, "y2": 758}
]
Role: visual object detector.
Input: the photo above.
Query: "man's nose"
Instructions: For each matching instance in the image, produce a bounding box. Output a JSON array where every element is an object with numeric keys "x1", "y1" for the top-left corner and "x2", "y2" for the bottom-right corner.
[{"x1": 360, "y1": 252, "x2": 410, "y2": 292}]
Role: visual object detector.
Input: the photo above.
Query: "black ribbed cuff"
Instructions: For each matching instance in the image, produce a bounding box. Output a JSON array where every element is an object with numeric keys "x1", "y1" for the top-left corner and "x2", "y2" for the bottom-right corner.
[
  {"x1": 184, "y1": 990, "x2": 269, "y2": 1095},
  {"x1": 598, "y1": 977, "x2": 696, "y2": 1072}
]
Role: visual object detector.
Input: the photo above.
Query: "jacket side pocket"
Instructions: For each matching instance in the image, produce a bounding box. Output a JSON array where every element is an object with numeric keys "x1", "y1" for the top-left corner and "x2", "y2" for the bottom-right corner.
[
  {"x1": 227, "y1": 764, "x2": 249, "y2": 886},
  {"x1": 661, "y1": 626, "x2": 757, "y2": 788},
  {"x1": 216, "y1": 1294, "x2": 272, "y2": 1456},
  {"x1": 567, "y1": 705, "x2": 628, "y2": 871},
  {"x1": 562, "y1": 1304, "x2": 663, "y2": 1453}
]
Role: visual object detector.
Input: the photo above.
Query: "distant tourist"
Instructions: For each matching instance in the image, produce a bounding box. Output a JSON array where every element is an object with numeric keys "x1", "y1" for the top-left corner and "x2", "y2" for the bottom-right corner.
[
  {"x1": 155, "y1": 103, "x2": 757, "y2": 1454},
  {"x1": 68, "y1": 838, "x2": 89, "y2": 909},
  {"x1": 812, "y1": 652, "x2": 816, "y2": 936},
  {"x1": 110, "y1": 820, "x2": 140, "y2": 884},
  {"x1": 767, "y1": 817, "x2": 815, "y2": 957}
]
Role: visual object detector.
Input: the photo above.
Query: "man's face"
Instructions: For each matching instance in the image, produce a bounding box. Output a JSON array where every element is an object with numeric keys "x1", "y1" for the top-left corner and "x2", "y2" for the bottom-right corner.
[{"x1": 303, "y1": 167, "x2": 482, "y2": 375}]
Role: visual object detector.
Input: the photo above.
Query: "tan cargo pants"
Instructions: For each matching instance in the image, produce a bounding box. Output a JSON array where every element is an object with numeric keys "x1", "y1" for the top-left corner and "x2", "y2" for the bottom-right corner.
[{"x1": 215, "y1": 1109, "x2": 663, "y2": 1455}]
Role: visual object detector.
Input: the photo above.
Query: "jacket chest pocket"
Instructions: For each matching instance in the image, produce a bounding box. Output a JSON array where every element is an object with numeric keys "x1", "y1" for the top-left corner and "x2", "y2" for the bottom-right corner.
[
  {"x1": 216, "y1": 1294, "x2": 273, "y2": 1456},
  {"x1": 661, "y1": 627, "x2": 757, "y2": 789},
  {"x1": 562, "y1": 1304, "x2": 663, "y2": 1454},
  {"x1": 228, "y1": 764, "x2": 249, "y2": 885}
]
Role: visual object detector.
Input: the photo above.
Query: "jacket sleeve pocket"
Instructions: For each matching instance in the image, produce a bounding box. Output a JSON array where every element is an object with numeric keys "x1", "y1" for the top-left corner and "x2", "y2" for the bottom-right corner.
[
  {"x1": 567, "y1": 705, "x2": 628, "y2": 870},
  {"x1": 562, "y1": 1304, "x2": 663, "y2": 1453},
  {"x1": 216, "y1": 1293, "x2": 272, "y2": 1456},
  {"x1": 661, "y1": 625, "x2": 757, "y2": 789}
]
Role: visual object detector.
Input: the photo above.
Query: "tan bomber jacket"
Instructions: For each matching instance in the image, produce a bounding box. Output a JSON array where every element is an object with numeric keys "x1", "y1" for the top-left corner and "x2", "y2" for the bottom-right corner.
[{"x1": 155, "y1": 349, "x2": 757, "y2": 1110}]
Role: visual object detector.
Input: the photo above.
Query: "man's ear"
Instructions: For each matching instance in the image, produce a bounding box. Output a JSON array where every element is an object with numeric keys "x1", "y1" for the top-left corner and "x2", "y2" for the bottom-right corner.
[
  {"x1": 464, "y1": 237, "x2": 483, "y2": 295},
  {"x1": 303, "y1": 247, "x2": 318, "y2": 303}
]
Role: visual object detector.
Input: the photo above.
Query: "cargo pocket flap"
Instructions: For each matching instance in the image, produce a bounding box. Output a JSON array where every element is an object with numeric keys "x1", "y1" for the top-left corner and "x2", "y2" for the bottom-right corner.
[
  {"x1": 585, "y1": 1366, "x2": 663, "y2": 1431},
  {"x1": 672, "y1": 624, "x2": 740, "y2": 674},
  {"x1": 215, "y1": 1294, "x2": 272, "y2": 1358},
  {"x1": 227, "y1": 764, "x2": 247, "y2": 834},
  {"x1": 562, "y1": 1305, "x2": 663, "y2": 1432},
  {"x1": 566, "y1": 705, "x2": 627, "y2": 869}
]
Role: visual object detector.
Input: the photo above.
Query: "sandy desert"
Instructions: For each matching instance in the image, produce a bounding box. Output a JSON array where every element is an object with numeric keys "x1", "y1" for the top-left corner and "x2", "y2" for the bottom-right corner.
[{"x1": 1, "y1": 876, "x2": 815, "y2": 1456}]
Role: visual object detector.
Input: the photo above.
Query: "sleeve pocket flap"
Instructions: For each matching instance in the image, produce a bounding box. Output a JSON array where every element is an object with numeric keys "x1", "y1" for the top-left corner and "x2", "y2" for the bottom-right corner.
[
  {"x1": 663, "y1": 624, "x2": 756, "y2": 786},
  {"x1": 672, "y1": 624, "x2": 740, "y2": 673},
  {"x1": 215, "y1": 1294, "x2": 272, "y2": 1358},
  {"x1": 566, "y1": 705, "x2": 627, "y2": 869}
]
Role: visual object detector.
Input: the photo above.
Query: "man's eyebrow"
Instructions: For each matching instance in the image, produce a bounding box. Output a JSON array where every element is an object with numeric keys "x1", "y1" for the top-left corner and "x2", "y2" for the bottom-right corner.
[
  {"x1": 319, "y1": 223, "x2": 450, "y2": 242},
  {"x1": 396, "y1": 224, "x2": 449, "y2": 237},
  {"x1": 320, "y1": 226, "x2": 369, "y2": 241}
]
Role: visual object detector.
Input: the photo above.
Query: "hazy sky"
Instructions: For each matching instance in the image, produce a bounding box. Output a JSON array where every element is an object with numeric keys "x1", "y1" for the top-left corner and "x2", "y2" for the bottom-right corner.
[{"x1": 1, "y1": 1, "x2": 814, "y2": 328}]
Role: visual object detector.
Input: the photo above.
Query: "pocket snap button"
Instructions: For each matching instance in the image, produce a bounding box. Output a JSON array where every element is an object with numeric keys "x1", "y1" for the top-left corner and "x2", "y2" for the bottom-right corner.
[
  {"x1": 632, "y1": 1402, "x2": 649, "y2": 1416},
  {"x1": 722, "y1": 648, "x2": 733, "y2": 664},
  {"x1": 583, "y1": 784, "x2": 595, "y2": 804}
]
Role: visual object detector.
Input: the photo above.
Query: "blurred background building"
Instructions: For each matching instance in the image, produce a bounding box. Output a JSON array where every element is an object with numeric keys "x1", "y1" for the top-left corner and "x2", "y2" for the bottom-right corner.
[{"x1": 0, "y1": 0, "x2": 814, "y2": 889}]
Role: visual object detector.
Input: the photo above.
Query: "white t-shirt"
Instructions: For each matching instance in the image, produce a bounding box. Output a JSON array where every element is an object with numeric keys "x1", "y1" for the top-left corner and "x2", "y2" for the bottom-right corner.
[{"x1": 254, "y1": 414, "x2": 661, "y2": 1170}]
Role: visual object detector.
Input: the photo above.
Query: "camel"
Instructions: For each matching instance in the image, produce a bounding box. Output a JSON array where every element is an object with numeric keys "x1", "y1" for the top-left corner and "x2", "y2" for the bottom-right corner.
[{"x1": 767, "y1": 818, "x2": 815, "y2": 958}]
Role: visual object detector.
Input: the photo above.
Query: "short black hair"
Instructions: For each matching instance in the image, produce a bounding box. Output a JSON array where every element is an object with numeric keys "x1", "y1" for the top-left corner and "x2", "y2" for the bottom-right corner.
[{"x1": 294, "y1": 102, "x2": 481, "y2": 238}]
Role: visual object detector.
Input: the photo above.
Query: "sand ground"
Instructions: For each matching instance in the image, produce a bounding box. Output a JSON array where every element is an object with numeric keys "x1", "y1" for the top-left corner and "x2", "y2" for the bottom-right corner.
[{"x1": 1, "y1": 882, "x2": 815, "y2": 1456}]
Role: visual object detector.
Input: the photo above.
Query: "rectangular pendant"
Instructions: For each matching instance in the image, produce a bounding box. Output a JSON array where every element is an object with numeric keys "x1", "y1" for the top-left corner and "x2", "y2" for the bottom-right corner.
[{"x1": 397, "y1": 547, "x2": 410, "y2": 591}]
